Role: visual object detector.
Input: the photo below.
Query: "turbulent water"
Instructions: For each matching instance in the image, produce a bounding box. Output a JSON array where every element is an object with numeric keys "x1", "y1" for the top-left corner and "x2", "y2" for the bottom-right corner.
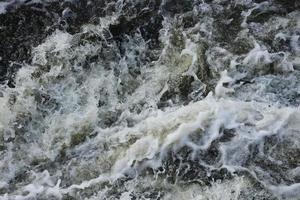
[{"x1": 0, "y1": 0, "x2": 300, "y2": 199}]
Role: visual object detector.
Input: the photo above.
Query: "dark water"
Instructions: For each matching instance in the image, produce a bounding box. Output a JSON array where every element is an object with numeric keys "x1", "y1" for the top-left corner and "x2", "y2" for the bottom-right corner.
[{"x1": 0, "y1": 0, "x2": 300, "y2": 199}]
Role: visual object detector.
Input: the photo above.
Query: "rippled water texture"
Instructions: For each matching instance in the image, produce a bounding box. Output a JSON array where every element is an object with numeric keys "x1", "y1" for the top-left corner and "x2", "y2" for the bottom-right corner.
[{"x1": 0, "y1": 0, "x2": 299, "y2": 199}]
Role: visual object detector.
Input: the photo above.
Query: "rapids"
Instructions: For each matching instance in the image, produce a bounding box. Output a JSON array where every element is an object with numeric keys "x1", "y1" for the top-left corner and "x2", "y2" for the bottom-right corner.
[{"x1": 0, "y1": 0, "x2": 299, "y2": 199}]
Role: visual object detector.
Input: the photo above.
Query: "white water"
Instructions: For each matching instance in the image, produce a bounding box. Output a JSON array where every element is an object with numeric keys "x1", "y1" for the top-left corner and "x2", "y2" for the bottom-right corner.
[{"x1": 0, "y1": 0, "x2": 300, "y2": 199}]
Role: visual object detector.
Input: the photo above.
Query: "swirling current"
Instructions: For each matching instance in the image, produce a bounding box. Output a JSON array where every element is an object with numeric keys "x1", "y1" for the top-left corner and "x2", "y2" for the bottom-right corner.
[{"x1": 0, "y1": 0, "x2": 300, "y2": 199}]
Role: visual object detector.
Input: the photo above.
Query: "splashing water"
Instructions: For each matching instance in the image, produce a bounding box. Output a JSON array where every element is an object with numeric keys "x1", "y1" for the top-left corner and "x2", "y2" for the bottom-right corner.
[{"x1": 0, "y1": 0, "x2": 300, "y2": 199}]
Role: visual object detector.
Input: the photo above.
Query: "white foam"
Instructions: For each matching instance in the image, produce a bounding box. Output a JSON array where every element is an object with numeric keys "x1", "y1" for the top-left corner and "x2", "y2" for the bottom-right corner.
[
  {"x1": 215, "y1": 70, "x2": 234, "y2": 98},
  {"x1": 164, "y1": 177, "x2": 247, "y2": 200},
  {"x1": 0, "y1": 2, "x2": 10, "y2": 14},
  {"x1": 1, "y1": 2, "x2": 300, "y2": 199},
  {"x1": 243, "y1": 42, "x2": 272, "y2": 67}
]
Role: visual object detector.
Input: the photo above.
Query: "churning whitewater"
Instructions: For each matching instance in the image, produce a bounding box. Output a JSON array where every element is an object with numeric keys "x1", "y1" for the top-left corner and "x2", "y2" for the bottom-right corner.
[{"x1": 0, "y1": 0, "x2": 299, "y2": 199}]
